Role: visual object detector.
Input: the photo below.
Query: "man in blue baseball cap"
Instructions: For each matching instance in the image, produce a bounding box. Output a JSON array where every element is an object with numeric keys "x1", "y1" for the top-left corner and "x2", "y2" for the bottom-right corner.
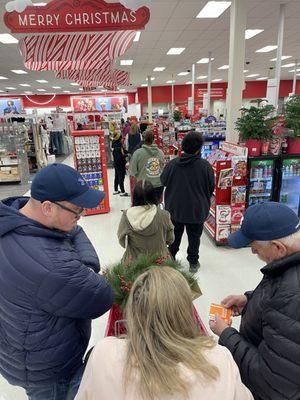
[
  {"x1": 0, "y1": 163, "x2": 113, "y2": 399},
  {"x1": 209, "y1": 202, "x2": 300, "y2": 400}
]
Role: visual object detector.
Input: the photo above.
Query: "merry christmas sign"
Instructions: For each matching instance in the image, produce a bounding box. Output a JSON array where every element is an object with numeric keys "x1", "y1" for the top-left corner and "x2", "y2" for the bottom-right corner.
[{"x1": 4, "y1": 0, "x2": 150, "y2": 33}]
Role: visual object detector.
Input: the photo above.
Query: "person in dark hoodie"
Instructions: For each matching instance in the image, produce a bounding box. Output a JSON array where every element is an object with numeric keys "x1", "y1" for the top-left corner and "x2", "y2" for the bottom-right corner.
[
  {"x1": 0, "y1": 163, "x2": 113, "y2": 400},
  {"x1": 112, "y1": 131, "x2": 128, "y2": 196},
  {"x1": 161, "y1": 132, "x2": 214, "y2": 273},
  {"x1": 129, "y1": 130, "x2": 165, "y2": 202},
  {"x1": 117, "y1": 180, "x2": 174, "y2": 265}
]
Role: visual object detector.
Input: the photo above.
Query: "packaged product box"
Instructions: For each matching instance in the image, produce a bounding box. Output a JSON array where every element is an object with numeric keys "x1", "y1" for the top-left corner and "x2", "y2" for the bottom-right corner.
[
  {"x1": 218, "y1": 168, "x2": 234, "y2": 189},
  {"x1": 231, "y1": 206, "x2": 245, "y2": 225},
  {"x1": 216, "y1": 205, "x2": 231, "y2": 225},
  {"x1": 231, "y1": 186, "x2": 246, "y2": 206},
  {"x1": 216, "y1": 225, "x2": 230, "y2": 241},
  {"x1": 230, "y1": 224, "x2": 241, "y2": 233},
  {"x1": 232, "y1": 156, "x2": 247, "y2": 182},
  {"x1": 209, "y1": 303, "x2": 231, "y2": 323}
]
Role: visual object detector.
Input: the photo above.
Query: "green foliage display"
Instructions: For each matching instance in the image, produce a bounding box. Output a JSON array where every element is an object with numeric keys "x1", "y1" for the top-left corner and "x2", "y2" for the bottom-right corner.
[
  {"x1": 104, "y1": 254, "x2": 197, "y2": 310},
  {"x1": 173, "y1": 109, "x2": 182, "y2": 122},
  {"x1": 235, "y1": 99, "x2": 276, "y2": 141},
  {"x1": 283, "y1": 95, "x2": 300, "y2": 138}
]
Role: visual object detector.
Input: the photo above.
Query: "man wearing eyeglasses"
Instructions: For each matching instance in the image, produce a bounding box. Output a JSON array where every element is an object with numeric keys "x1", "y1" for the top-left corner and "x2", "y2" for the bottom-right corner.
[{"x1": 0, "y1": 163, "x2": 113, "y2": 400}]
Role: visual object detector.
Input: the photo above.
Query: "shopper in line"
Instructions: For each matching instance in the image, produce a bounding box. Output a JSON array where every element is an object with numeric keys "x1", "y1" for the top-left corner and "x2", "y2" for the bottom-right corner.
[
  {"x1": 112, "y1": 131, "x2": 128, "y2": 197},
  {"x1": 117, "y1": 180, "x2": 174, "y2": 264},
  {"x1": 75, "y1": 267, "x2": 253, "y2": 400},
  {"x1": 125, "y1": 123, "x2": 142, "y2": 155},
  {"x1": 129, "y1": 130, "x2": 165, "y2": 202},
  {"x1": 161, "y1": 132, "x2": 215, "y2": 273},
  {"x1": 210, "y1": 202, "x2": 300, "y2": 400},
  {"x1": 0, "y1": 164, "x2": 113, "y2": 400}
]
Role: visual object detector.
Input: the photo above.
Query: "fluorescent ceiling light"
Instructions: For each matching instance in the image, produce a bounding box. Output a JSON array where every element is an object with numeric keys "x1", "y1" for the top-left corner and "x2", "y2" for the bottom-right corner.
[
  {"x1": 37, "y1": 89, "x2": 46, "y2": 92},
  {"x1": 167, "y1": 48, "x2": 185, "y2": 55},
  {"x1": 0, "y1": 34, "x2": 18, "y2": 44},
  {"x1": 70, "y1": 82, "x2": 79, "y2": 86},
  {"x1": 0, "y1": 90, "x2": 4, "y2": 93},
  {"x1": 243, "y1": 69, "x2": 249, "y2": 73},
  {"x1": 52, "y1": 86, "x2": 62, "y2": 89},
  {"x1": 133, "y1": 31, "x2": 141, "y2": 42},
  {"x1": 5, "y1": 87, "x2": 16, "y2": 90},
  {"x1": 256, "y1": 45, "x2": 277, "y2": 53},
  {"x1": 166, "y1": 80, "x2": 175, "y2": 84},
  {"x1": 256, "y1": 77, "x2": 268, "y2": 81},
  {"x1": 24, "y1": 91, "x2": 33, "y2": 94},
  {"x1": 19, "y1": 84, "x2": 31, "y2": 87},
  {"x1": 119, "y1": 89, "x2": 126, "y2": 92},
  {"x1": 289, "y1": 68, "x2": 300, "y2": 73},
  {"x1": 178, "y1": 71, "x2": 189, "y2": 76},
  {"x1": 120, "y1": 59, "x2": 133, "y2": 65},
  {"x1": 197, "y1": 75, "x2": 207, "y2": 79},
  {"x1": 79, "y1": 88, "x2": 84, "y2": 91},
  {"x1": 196, "y1": 1, "x2": 231, "y2": 18},
  {"x1": 63, "y1": 91, "x2": 70, "y2": 93},
  {"x1": 281, "y1": 63, "x2": 296, "y2": 68},
  {"x1": 153, "y1": 67, "x2": 165, "y2": 72},
  {"x1": 197, "y1": 57, "x2": 214, "y2": 64},
  {"x1": 36, "y1": 79, "x2": 48, "y2": 83},
  {"x1": 245, "y1": 29, "x2": 264, "y2": 40},
  {"x1": 270, "y1": 55, "x2": 292, "y2": 61},
  {"x1": 141, "y1": 84, "x2": 147, "y2": 87},
  {"x1": 218, "y1": 65, "x2": 229, "y2": 70},
  {"x1": 212, "y1": 79, "x2": 222, "y2": 82},
  {"x1": 0, "y1": 76, "x2": 8, "y2": 80},
  {"x1": 186, "y1": 81, "x2": 192, "y2": 84},
  {"x1": 246, "y1": 74, "x2": 260, "y2": 78},
  {"x1": 146, "y1": 77, "x2": 155, "y2": 81},
  {"x1": 11, "y1": 69, "x2": 27, "y2": 74},
  {"x1": 34, "y1": 2, "x2": 47, "y2": 5}
]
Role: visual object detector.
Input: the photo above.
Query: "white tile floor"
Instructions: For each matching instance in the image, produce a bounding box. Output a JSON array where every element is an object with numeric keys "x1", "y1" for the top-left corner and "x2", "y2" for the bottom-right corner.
[{"x1": 0, "y1": 166, "x2": 264, "y2": 399}]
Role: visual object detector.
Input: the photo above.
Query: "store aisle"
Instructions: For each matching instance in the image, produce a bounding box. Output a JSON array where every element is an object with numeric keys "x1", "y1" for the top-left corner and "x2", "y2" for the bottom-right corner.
[{"x1": 0, "y1": 168, "x2": 263, "y2": 400}]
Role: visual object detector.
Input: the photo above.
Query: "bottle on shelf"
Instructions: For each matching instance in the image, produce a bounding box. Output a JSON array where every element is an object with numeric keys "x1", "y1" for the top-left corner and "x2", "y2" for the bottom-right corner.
[{"x1": 281, "y1": 139, "x2": 288, "y2": 154}]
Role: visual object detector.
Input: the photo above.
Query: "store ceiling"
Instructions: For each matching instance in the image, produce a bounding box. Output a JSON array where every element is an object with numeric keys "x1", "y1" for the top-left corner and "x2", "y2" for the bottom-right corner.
[{"x1": 0, "y1": 0, "x2": 299, "y2": 95}]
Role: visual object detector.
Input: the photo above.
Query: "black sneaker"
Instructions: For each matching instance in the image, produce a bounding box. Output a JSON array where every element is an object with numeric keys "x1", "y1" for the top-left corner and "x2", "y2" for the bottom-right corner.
[
  {"x1": 113, "y1": 191, "x2": 121, "y2": 195},
  {"x1": 120, "y1": 192, "x2": 129, "y2": 197},
  {"x1": 189, "y1": 262, "x2": 200, "y2": 273}
]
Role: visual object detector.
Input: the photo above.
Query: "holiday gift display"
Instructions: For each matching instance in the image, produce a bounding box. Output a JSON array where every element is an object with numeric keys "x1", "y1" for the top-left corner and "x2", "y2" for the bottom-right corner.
[
  {"x1": 72, "y1": 129, "x2": 110, "y2": 215},
  {"x1": 204, "y1": 142, "x2": 248, "y2": 245}
]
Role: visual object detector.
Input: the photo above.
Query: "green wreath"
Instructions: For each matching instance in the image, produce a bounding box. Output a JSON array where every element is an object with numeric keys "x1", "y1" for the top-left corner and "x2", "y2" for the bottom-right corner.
[{"x1": 104, "y1": 254, "x2": 201, "y2": 310}]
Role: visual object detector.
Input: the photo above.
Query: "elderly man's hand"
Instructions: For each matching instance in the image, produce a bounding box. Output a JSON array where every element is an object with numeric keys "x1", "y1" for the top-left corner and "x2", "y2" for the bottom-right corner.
[
  {"x1": 209, "y1": 314, "x2": 232, "y2": 337},
  {"x1": 221, "y1": 294, "x2": 248, "y2": 316}
]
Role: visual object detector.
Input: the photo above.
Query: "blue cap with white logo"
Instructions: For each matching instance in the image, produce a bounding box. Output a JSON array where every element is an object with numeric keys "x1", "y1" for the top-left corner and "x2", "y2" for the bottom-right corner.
[
  {"x1": 31, "y1": 163, "x2": 105, "y2": 208},
  {"x1": 228, "y1": 202, "x2": 300, "y2": 249}
]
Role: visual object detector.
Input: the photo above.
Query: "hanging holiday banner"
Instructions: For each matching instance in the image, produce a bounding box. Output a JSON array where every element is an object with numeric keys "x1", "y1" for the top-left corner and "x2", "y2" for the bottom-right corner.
[{"x1": 4, "y1": 0, "x2": 150, "y2": 33}]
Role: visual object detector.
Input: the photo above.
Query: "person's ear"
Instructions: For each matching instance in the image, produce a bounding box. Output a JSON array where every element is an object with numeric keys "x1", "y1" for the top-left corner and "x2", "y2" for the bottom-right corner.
[
  {"x1": 271, "y1": 240, "x2": 288, "y2": 259},
  {"x1": 41, "y1": 201, "x2": 54, "y2": 217}
]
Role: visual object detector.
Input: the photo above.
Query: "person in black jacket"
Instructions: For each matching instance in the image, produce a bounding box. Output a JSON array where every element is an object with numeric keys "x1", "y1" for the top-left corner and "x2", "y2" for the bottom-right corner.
[
  {"x1": 161, "y1": 132, "x2": 214, "y2": 273},
  {"x1": 112, "y1": 132, "x2": 128, "y2": 197},
  {"x1": 209, "y1": 202, "x2": 300, "y2": 400}
]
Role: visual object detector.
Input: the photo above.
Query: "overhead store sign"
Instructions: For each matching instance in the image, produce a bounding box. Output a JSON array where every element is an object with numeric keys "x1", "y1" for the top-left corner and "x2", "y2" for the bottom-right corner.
[
  {"x1": 4, "y1": 0, "x2": 150, "y2": 33},
  {"x1": 197, "y1": 88, "x2": 224, "y2": 98}
]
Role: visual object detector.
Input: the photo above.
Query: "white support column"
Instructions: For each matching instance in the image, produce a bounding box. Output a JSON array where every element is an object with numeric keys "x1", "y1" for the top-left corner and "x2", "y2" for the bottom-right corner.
[
  {"x1": 207, "y1": 52, "x2": 212, "y2": 115},
  {"x1": 274, "y1": 3, "x2": 286, "y2": 109},
  {"x1": 293, "y1": 59, "x2": 298, "y2": 95},
  {"x1": 147, "y1": 75, "x2": 153, "y2": 123},
  {"x1": 191, "y1": 63, "x2": 195, "y2": 114},
  {"x1": 226, "y1": 0, "x2": 247, "y2": 143},
  {"x1": 171, "y1": 74, "x2": 175, "y2": 115}
]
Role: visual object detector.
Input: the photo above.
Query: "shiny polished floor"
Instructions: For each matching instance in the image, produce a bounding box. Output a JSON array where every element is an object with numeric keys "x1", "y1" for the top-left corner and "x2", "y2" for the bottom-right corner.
[{"x1": 0, "y1": 166, "x2": 263, "y2": 399}]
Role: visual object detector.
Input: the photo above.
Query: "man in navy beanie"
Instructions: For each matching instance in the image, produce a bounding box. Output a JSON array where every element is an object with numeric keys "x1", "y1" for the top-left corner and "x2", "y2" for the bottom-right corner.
[
  {"x1": 0, "y1": 164, "x2": 113, "y2": 399},
  {"x1": 210, "y1": 202, "x2": 300, "y2": 400}
]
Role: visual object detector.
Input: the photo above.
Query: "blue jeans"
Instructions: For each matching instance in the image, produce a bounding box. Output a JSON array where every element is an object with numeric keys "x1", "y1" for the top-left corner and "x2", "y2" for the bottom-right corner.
[{"x1": 25, "y1": 365, "x2": 84, "y2": 400}]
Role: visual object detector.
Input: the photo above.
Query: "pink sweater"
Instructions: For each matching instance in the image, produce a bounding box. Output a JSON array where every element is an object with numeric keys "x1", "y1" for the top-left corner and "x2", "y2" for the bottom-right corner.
[{"x1": 75, "y1": 337, "x2": 253, "y2": 400}]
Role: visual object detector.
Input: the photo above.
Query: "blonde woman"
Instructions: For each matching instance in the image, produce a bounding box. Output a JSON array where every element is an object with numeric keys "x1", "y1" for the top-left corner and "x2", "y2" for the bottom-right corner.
[{"x1": 75, "y1": 268, "x2": 253, "y2": 400}]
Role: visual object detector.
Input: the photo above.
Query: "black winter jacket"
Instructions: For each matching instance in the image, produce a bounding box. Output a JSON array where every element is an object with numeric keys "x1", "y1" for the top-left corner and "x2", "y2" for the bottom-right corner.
[
  {"x1": 219, "y1": 252, "x2": 300, "y2": 400},
  {"x1": 112, "y1": 139, "x2": 127, "y2": 167},
  {"x1": 0, "y1": 197, "x2": 113, "y2": 388},
  {"x1": 160, "y1": 154, "x2": 215, "y2": 224}
]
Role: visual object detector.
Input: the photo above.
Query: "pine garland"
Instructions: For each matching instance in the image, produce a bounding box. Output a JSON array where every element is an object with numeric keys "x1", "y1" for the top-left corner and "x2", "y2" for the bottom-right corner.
[{"x1": 103, "y1": 254, "x2": 198, "y2": 310}]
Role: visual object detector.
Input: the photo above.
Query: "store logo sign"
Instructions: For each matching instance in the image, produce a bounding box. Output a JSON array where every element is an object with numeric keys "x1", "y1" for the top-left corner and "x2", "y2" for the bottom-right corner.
[{"x1": 4, "y1": 0, "x2": 150, "y2": 33}]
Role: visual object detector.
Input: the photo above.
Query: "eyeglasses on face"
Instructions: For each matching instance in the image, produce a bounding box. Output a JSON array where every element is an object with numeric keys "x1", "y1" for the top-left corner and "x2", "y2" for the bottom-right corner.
[{"x1": 52, "y1": 201, "x2": 84, "y2": 217}]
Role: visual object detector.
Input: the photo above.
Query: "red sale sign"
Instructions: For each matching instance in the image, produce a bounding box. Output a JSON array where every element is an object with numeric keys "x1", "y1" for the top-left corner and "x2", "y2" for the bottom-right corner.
[{"x1": 4, "y1": 0, "x2": 150, "y2": 33}]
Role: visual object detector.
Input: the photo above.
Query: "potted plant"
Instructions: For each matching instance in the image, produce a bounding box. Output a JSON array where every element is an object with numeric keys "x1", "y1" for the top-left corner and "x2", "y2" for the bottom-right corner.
[
  {"x1": 235, "y1": 99, "x2": 276, "y2": 156},
  {"x1": 283, "y1": 95, "x2": 300, "y2": 154}
]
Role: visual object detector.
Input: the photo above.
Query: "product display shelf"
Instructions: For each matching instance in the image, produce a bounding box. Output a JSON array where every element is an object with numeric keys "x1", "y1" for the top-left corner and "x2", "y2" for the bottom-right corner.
[
  {"x1": 71, "y1": 130, "x2": 110, "y2": 215},
  {"x1": 204, "y1": 142, "x2": 248, "y2": 246}
]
